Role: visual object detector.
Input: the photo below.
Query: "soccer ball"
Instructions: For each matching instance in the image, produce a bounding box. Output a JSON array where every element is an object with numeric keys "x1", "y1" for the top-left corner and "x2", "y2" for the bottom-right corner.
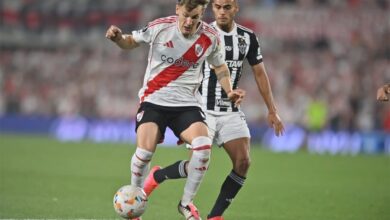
[{"x1": 113, "y1": 185, "x2": 148, "y2": 219}]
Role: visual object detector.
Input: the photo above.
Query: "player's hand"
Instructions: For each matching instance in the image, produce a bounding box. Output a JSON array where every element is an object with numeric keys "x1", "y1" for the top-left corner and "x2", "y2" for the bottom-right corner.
[
  {"x1": 228, "y1": 89, "x2": 246, "y2": 107},
  {"x1": 228, "y1": 89, "x2": 245, "y2": 107},
  {"x1": 106, "y1": 25, "x2": 123, "y2": 43},
  {"x1": 377, "y1": 86, "x2": 389, "y2": 101},
  {"x1": 267, "y1": 112, "x2": 284, "y2": 136}
]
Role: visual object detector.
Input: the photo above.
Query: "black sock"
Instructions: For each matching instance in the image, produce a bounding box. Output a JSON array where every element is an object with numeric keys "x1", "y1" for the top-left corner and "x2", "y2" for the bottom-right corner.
[
  {"x1": 208, "y1": 170, "x2": 246, "y2": 218},
  {"x1": 153, "y1": 160, "x2": 188, "y2": 184}
]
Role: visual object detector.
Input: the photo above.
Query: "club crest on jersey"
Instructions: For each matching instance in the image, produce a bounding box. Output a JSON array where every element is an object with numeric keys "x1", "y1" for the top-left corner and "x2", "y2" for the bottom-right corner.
[
  {"x1": 136, "y1": 111, "x2": 144, "y2": 122},
  {"x1": 238, "y1": 36, "x2": 247, "y2": 54},
  {"x1": 195, "y1": 44, "x2": 204, "y2": 57}
]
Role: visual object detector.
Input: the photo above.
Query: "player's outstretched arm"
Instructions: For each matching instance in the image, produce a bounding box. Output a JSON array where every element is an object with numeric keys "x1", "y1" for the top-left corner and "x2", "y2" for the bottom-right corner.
[
  {"x1": 214, "y1": 63, "x2": 245, "y2": 107},
  {"x1": 377, "y1": 84, "x2": 390, "y2": 101},
  {"x1": 252, "y1": 63, "x2": 284, "y2": 136},
  {"x1": 105, "y1": 25, "x2": 139, "y2": 50}
]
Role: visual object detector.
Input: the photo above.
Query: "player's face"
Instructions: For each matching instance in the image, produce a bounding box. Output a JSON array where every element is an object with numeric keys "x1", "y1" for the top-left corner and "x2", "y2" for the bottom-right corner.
[
  {"x1": 176, "y1": 5, "x2": 204, "y2": 38},
  {"x1": 212, "y1": 0, "x2": 238, "y2": 31}
]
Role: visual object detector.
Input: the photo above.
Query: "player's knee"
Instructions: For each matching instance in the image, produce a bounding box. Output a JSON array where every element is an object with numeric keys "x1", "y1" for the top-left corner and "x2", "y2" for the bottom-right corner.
[
  {"x1": 192, "y1": 148, "x2": 211, "y2": 160},
  {"x1": 191, "y1": 136, "x2": 211, "y2": 152},
  {"x1": 234, "y1": 157, "x2": 251, "y2": 176},
  {"x1": 191, "y1": 136, "x2": 212, "y2": 165}
]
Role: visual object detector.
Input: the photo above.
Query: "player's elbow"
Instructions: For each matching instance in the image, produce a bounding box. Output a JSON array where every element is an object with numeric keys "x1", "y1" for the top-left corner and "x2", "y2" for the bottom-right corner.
[{"x1": 117, "y1": 35, "x2": 139, "y2": 50}]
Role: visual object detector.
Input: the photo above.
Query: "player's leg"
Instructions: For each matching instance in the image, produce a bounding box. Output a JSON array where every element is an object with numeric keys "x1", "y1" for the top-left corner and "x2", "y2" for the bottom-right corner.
[
  {"x1": 143, "y1": 107, "x2": 211, "y2": 219},
  {"x1": 144, "y1": 112, "x2": 216, "y2": 196},
  {"x1": 207, "y1": 137, "x2": 250, "y2": 219},
  {"x1": 178, "y1": 121, "x2": 211, "y2": 219},
  {"x1": 131, "y1": 104, "x2": 165, "y2": 188},
  {"x1": 143, "y1": 160, "x2": 188, "y2": 196},
  {"x1": 131, "y1": 123, "x2": 160, "y2": 187},
  {"x1": 207, "y1": 112, "x2": 251, "y2": 219}
]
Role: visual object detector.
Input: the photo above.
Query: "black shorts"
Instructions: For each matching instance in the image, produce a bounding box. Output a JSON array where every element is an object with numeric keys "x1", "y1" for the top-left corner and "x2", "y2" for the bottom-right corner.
[{"x1": 135, "y1": 102, "x2": 206, "y2": 142}]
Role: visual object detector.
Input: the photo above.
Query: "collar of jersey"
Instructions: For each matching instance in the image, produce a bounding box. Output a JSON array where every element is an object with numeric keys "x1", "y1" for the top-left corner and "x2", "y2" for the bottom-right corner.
[{"x1": 212, "y1": 21, "x2": 237, "y2": 36}]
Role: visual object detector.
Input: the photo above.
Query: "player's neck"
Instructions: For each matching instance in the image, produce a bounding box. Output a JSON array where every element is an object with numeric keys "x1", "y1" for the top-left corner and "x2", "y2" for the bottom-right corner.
[{"x1": 217, "y1": 22, "x2": 234, "y2": 33}]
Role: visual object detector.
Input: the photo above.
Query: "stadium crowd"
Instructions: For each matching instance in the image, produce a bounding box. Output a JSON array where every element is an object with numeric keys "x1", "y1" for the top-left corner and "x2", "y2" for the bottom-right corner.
[{"x1": 1, "y1": 0, "x2": 389, "y2": 132}]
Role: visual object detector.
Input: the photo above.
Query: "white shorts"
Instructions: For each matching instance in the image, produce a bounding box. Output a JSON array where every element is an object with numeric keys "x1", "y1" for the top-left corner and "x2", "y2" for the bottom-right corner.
[{"x1": 205, "y1": 110, "x2": 251, "y2": 146}]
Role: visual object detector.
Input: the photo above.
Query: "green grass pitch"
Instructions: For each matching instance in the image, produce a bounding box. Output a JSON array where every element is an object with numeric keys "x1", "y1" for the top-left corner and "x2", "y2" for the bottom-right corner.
[{"x1": 0, "y1": 134, "x2": 389, "y2": 220}]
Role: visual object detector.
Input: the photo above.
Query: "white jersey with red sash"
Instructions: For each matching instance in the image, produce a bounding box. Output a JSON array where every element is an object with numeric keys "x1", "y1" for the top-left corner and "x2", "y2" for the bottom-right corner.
[{"x1": 132, "y1": 16, "x2": 224, "y2": 107}]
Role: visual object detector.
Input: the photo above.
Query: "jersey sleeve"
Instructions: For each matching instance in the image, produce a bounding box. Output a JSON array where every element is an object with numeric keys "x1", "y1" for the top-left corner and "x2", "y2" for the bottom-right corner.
[
  {"x1": 131, "y1": 24, "x2": 155, "y2": 44},
  {"x1": 206, "y1": 38, "x2": 225, "y2": 67},
  {"x1": 247, "y1": 33, "x2": 263, "y2": 66}
]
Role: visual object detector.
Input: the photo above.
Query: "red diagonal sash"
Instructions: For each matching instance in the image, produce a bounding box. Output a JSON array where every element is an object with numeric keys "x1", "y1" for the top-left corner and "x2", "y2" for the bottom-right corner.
[{"x1": 141, "y1": 33, "x2": 212, "y2": 102}]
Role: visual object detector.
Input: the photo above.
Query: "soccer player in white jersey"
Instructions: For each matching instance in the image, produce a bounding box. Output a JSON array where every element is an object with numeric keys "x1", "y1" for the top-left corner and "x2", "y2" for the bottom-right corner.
[
  {"x1": 143, "y1": 0, "x2": 285, "y2": 219},
  {"x1": 106, "y1": 0, "x2": 244, "y2": 219}
]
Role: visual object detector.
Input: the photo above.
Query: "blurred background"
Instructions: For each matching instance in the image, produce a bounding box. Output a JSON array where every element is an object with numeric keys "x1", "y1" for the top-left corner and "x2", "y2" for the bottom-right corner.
[{"x1": 0, "y1": 0, "x2": 389, "y2": 154}]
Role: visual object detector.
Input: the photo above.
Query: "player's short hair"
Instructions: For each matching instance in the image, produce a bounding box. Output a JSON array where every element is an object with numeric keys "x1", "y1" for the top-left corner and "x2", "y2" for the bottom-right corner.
[
  {"x1": 177, "y1": 0, "x2": 210, "y2": 11},
  {"x1": 211, "y1": 0, "x2": 238, "y2": 6}
]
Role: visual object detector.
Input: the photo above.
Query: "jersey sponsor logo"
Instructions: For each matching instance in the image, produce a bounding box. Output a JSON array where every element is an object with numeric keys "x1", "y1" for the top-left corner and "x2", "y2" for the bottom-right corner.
[
  {"x1": 136, "y1": 111, "x2": 144, "y2": 122},
  {"x1": 216, "y1": 98, "x2": 231, "y2": 107},
  {"x1": 195, "y1": 44, "x2": 204, "y2": 57},
  {"x1": 161, "y1": 55, "x2": 199, "y2": 69},
  {"x1": 163, "y1": 41, "x2": 174, "y2": 48},
  {"x1": 225, "y1": 46, "x2": 233, "y2": 51},
  {"x1": 226, "y1": 60, "x2": 243, "y2": 68}
]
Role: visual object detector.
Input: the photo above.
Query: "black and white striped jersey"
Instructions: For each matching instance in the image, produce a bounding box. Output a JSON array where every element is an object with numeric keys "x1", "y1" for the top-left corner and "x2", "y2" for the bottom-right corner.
[{"x1": 199, "y1": 21, "x2": 263, "y2": 113}]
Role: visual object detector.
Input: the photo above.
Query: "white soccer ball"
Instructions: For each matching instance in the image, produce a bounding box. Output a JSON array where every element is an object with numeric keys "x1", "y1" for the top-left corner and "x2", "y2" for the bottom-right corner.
[{"x1": 113, "y1": 185, "x2": 148, "y2": 219}]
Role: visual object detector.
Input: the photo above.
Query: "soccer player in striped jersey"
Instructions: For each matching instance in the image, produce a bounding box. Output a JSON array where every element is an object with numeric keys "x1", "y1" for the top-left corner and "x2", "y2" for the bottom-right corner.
[
  {"x1": 143, "y1": 0, "x2": 285, "y2": 219},
  {"x1": 106, "y1": 0, "x2": 244, "y2": 219}
]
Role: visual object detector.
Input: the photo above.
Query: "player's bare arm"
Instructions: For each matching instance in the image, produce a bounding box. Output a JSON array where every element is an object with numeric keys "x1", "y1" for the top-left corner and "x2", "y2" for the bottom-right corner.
[
  {"x1": 105, "y1": 25, "x2": 139, "y2": 49},
  {"x1": 377, "y1": 83, "x2": 390, "y2": 101},
  {"x1": 214, "y1": 63, "x2": 244, "y2": 106},
  {"x1": 252, "y1": 62, "x2": 284, "y2": 136}
]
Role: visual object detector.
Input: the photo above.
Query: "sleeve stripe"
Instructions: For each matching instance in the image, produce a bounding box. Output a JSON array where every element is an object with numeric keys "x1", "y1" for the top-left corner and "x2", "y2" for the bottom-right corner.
[
  {"x1": 203, "y1": 24, "x2": 220, "y2": 43},
  {"x1": 236, "y1": 23, "x2": 254, "y2": 33},
  {"x1": 148, "y1": 17, "x2": 177, "y2": 28},
  {"x1": 204, "y1": 26, "x2": 219, "y2": 37}
]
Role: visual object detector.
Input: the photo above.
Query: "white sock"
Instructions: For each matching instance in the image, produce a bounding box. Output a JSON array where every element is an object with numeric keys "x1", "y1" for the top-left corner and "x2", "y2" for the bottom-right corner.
[
  {"x1": 130, "y1": 147, "x2": 153, "y2": 187},
  {"x1": 181, "y1": 136, "x2": 211, "y2": 206}
]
